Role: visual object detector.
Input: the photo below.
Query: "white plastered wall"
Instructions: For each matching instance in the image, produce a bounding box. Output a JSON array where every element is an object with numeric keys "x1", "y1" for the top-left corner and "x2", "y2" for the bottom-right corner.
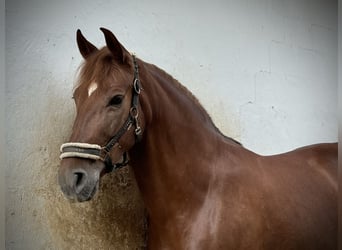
[{"x1": 6, "y1": 0, "x2": 337, "y2": 249}]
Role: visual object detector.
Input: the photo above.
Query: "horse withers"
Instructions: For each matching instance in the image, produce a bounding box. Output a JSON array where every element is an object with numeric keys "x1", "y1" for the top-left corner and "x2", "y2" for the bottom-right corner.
[{"x1": 58, "y1": 28, "x2": 337, "y2": 249}]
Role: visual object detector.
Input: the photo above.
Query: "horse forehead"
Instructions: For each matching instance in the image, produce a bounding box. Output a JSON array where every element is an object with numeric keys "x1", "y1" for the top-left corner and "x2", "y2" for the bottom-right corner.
[{"x1": 87, "y1": 81, "x2": 98, "y2": 97}]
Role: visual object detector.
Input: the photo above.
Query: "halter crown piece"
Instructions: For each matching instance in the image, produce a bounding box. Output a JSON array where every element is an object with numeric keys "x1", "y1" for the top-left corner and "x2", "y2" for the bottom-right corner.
[{"x1": 60, "y1": 54, "x2": 142, "y2": 173}]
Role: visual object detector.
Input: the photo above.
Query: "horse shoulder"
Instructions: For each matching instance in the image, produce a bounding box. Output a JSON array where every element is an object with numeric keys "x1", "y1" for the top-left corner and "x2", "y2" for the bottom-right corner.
[{"x1": 185, "y1": 151, "x2": 267, "y2": 249}]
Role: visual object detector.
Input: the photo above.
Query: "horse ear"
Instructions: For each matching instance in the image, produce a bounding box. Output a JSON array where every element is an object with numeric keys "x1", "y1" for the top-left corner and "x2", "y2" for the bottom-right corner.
[
  {"x1": 76, "y1": 29, "x2": 98, "y2": 59},
  {"x1": 100, "y1": 27, "x2": 128, "y2": 64}
]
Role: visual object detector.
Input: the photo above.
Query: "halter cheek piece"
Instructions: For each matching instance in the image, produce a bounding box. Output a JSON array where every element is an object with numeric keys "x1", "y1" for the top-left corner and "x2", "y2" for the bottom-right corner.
[{"x1": 60, "y1": 54, "x2": 142, "y2": 173}]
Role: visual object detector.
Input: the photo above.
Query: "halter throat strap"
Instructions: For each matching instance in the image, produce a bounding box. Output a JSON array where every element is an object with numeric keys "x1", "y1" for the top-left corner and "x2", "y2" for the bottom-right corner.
[{"x1": 60, "y1": 54, "x2": 142, "y2": 172}]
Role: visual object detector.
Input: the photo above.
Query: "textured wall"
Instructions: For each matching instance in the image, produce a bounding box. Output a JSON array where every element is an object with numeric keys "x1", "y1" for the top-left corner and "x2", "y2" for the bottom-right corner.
[
  {"x1": 6, "y1": 0, "x2": 337, "y2": 249},
  {"x1": 0, "y1": 0, "x2": 5, "y2": 249}
]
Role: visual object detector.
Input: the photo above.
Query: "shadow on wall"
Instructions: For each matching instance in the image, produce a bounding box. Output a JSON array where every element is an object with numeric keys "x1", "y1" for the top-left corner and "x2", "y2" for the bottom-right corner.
[{"x1": 37, "y1": 83, "x2": 147, "y2": 249}]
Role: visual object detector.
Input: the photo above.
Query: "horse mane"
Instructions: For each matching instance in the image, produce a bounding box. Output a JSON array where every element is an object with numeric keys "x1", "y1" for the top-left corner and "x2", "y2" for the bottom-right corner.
[
  {"x1": 147, "y1": 63, "x2": 242, "y2": 146},
  {"x1": 176, "y1": 80, "x2": 242, "y2": 146}
]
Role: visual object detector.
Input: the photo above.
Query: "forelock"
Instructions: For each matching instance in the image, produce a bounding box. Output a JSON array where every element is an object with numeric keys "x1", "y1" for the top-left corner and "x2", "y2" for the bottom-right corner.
[{"x1": 73, "y1": 47, "x2": 124, "y2": 93}]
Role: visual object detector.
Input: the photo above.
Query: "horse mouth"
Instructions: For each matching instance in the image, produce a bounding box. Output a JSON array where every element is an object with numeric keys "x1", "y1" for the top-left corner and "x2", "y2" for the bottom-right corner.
[
  {"x1": 59, "y1": 177, "x2": 100, "y2": 203},
  {"x1": 75, "y1": 181, "x2": 99, "y2": 202}
]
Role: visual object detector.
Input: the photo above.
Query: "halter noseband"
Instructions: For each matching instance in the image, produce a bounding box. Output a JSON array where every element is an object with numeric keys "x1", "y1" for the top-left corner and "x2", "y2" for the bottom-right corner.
[{"x1": 60, "y1": 54, "x2": 142, "y2": 173}]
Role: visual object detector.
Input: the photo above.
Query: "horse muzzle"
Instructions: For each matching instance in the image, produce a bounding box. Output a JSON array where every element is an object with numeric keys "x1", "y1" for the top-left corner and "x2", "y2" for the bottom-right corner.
[{"x1": 58, "y1": 158, "x2": 103, "y2": 202}]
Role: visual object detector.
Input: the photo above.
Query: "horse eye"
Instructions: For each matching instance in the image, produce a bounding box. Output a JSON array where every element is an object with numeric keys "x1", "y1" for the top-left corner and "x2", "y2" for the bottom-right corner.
[{"x1": 108, "y1": 95, "x2": 123, "y2": 106}]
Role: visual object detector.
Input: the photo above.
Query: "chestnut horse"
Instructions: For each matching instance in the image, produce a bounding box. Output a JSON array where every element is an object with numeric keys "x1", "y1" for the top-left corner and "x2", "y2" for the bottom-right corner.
[{"x1": 58, "y1": 28, "x2": 337, "y2": 249}]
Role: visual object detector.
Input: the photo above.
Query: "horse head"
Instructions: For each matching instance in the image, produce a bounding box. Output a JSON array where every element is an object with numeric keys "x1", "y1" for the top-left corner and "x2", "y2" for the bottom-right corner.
[{"x1": 58, "y1": 28, "x2": 145, "y2": 202}]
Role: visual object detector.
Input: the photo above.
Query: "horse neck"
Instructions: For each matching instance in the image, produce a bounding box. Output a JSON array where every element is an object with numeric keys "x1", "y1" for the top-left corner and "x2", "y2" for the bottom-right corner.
[{"x1": 129, "y1": 61, "x2": 241, "y2": 216}]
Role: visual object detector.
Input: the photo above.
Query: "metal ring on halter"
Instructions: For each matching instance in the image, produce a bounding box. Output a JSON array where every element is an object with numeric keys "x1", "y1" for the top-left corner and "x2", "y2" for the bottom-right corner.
[
  {"x1": 133, "y1": 78, "x2": 141, "y2": 94},
  {"x1": 130, "y1": 106, "x2": 139, "y2": 118}
]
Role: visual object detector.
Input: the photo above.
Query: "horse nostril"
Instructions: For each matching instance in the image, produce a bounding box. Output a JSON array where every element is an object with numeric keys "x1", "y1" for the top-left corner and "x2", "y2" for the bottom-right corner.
[
  {"x1": 72, "y1": 170, "x2": 87, "y2": 193},
  {"x1": 75, "y1": 172, "x2": 83, "y2": 186}
]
